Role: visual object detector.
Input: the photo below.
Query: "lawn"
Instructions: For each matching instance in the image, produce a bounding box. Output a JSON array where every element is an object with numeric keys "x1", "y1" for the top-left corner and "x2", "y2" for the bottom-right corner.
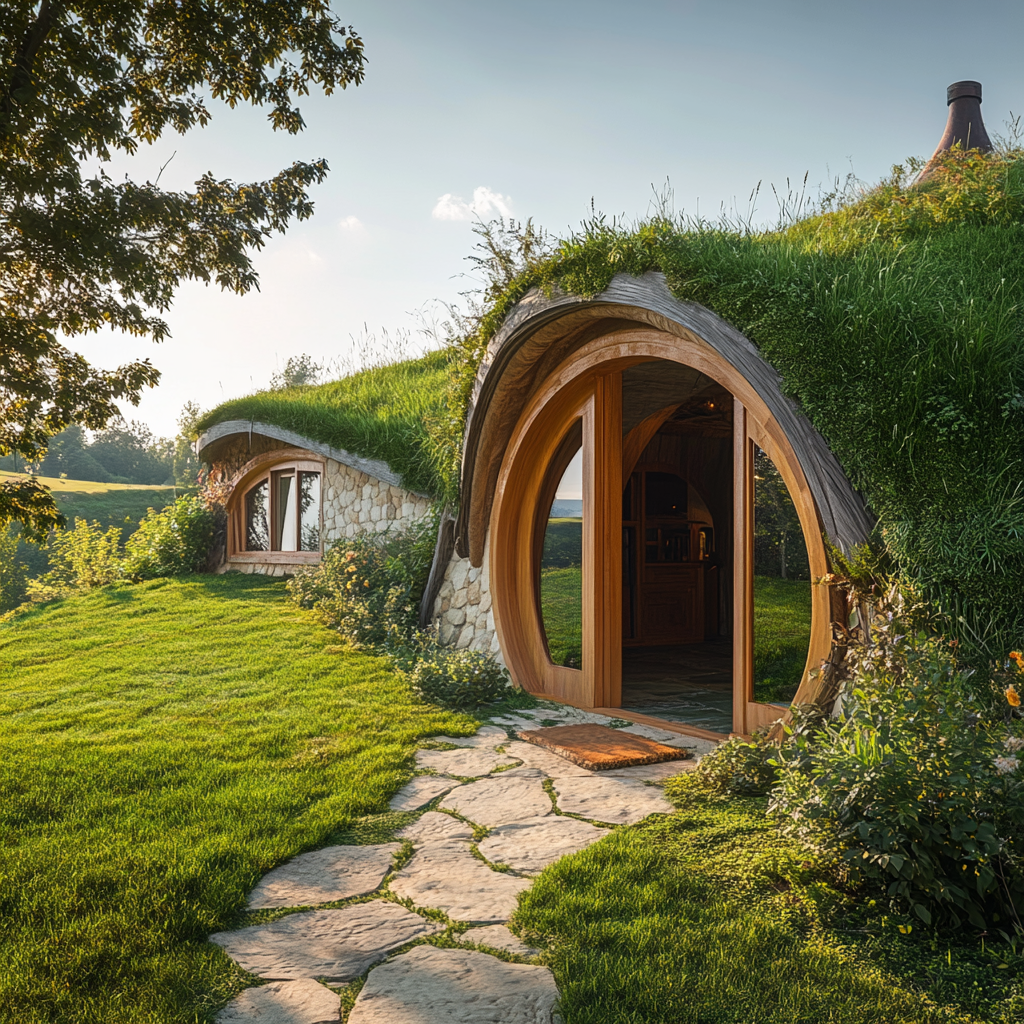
[
  {"x1": 753, "y1": 575, "x2": 812, "y2": 705},
  {"x1": 540, "y1": 565, "x2": 583, "y2": 668},
  {"x1": 0, "y1": 575, "x2": 472, "y2": 1024},
  {"x1": 514, "y1": 793, "x2": 1024, "y2": 1024}
]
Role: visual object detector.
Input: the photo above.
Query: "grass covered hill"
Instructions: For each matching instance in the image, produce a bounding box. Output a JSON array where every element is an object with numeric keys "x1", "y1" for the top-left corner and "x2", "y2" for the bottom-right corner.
[
  {"x1": 196, "y1": 349, "x2": 450, "y2": 498},
  {"x1": 198, "y1": 148, "x2": 1024, "y2": 658},
  {"x1": 450, "y1": 149, "x2": 1024, "y2": 659}
]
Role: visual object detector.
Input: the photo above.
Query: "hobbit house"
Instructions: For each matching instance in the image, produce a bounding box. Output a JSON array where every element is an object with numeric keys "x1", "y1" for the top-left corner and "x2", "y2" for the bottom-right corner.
[{"x1": 199, "y1": 80, "x2": 1022, "y2": 741}]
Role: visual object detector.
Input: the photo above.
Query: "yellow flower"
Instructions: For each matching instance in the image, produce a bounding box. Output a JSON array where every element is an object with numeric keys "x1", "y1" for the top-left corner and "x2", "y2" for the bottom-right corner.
[
  {"x1": 1007, "y1": 685, "x2": 1021, "y2": 708},
  {"x1": 363, "y1": 579, "x2": 370, "y2": 587}
]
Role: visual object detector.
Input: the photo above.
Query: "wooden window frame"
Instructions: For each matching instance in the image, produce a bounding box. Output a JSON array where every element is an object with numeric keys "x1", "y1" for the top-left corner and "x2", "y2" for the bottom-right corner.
[
  {"x1": 489, "y1": 328, "x2": 830, "y2": 739},
  {"x1": 226, "y1": 454, "x2": 325, "y2": 565}
]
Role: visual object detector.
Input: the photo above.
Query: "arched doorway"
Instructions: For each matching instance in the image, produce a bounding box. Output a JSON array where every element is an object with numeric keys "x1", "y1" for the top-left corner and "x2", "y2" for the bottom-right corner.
[{"x1": 489, "y1": 328, "x2": 832, "y2": 738}]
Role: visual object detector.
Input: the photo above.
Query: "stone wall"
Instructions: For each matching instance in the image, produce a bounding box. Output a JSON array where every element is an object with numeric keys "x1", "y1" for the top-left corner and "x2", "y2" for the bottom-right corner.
[
  {"x1": 431, "y1": 535, "x2": 504, "y2": 664},
  {"x1": 321, "y1": 458, "x2": 432, "y2": 539}
]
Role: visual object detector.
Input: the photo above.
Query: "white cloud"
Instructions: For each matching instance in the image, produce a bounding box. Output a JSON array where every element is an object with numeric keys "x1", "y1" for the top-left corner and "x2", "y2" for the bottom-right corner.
[
  {"x1": 338, "y1": 215, "x2": 366, "y2": 233},
  {"x1": 432, "y1": 185, "x2": 513, "y2": 221}
]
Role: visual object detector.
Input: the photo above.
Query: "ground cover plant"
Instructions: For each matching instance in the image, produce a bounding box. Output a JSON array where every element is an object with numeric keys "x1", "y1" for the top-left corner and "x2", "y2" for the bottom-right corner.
[
  {"x1": 514, "y1": 794, "x2": 1024, "y2": 1024},
  {"x1": 0, "y1": 574, "x2": 473, "y2": 1024}
]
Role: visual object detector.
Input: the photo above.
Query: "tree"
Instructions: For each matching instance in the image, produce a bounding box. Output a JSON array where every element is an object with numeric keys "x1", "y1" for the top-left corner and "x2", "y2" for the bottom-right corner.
[
  {"x1": 270, "y1": 353, "x2": 322, "y2": 389},
  {"x1": 173, "y1": 400, "x2": 203, "y2": 486},
  {"x1": 0, "y1": 2, "x2": 365, "y2": 539}
]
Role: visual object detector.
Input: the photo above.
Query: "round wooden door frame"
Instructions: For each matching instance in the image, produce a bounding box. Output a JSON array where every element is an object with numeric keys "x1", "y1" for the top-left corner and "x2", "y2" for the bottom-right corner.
[{"x1": 489, "y1": 328, "x2": 831, "y2": 732}]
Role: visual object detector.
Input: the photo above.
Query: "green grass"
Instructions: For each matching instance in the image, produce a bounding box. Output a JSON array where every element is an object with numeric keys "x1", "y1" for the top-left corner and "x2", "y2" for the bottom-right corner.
[
  {"x1": 513, "y1": 795, "x2": 1024, "y2": 1023},
  {"x1": 753, "y1": 575, "x2": 813, "y2": 705},
  {"x1": 196, "y1": 350, "x2": 449, "y2": 498},
  {"x1": 540, "y1": 565, "x2": 582, "y2": 668},
  {"x1": 441, "y1": 149, "x2": 1024, "y2": 662},
  {"x1": 0, "y1": 575, "x2": 472, "y2": 1023}
]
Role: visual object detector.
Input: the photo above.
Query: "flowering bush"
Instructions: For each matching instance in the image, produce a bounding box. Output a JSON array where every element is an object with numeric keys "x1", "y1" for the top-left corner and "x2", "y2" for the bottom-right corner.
[
  {"x1": 287, "y1": 525, "x2": 433, "y2": 650},
  {"x1": 770, "y1": 608, "x2": 1024, "y2": 932}
]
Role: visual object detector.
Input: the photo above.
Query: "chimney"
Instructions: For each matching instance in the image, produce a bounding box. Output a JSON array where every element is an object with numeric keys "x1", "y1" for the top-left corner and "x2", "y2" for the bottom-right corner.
[{"x1": 917, "y1": 81, "x2": 993, "y2": 181}]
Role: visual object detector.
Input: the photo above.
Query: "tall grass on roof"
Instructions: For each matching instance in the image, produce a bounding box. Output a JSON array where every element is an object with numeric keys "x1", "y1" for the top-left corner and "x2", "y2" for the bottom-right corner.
[{"x1": 196, "y1": 347, "x2": 450, "y2": 498}]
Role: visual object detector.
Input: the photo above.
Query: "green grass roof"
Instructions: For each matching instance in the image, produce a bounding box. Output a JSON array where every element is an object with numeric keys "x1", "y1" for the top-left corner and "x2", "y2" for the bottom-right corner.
[
  {"x1": 197, "y1": 349, "x2": 450, "y2": 498},
  {"x1": 201, "y1": 148, "x2": 1024, "y2": 657},
  {"x1": 447, "y1": 148, "x2": 1023, "y2": 657}
]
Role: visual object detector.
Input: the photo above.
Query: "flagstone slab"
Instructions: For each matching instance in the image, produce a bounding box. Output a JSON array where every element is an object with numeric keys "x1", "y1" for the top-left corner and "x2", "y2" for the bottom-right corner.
[
  {"x1": 390, "y1": 840, "x2": 531, "y2": 922},
  {"x1": 348, "y1": 945, "x2": 559, "y2": 1024},
  {"x1": 439, "y1": 774, "x2": 552, "y2": 827},
  {"x1": 397, "y1": 811, "x2": 474, "y2": 843},
  {"x1": 502, "y1": 741, "x2": 595, "y2": 778},
  {"x1": 415, "y1": 747, "x2": 518, "y2": 778},
  {"x1": 461, "y1": 924, "x2": 540, "y2": 958},
  {"x1": 210, "y1": 902, "x2": 441, "y2": 982},
  {"x1": 551, "y1": 776, "x2": 674, "y2": 825},
  {"x1": 620, "y1": 723, "x2": 717, "y2": 755},
  {"x1": 389, "y1": 776, "x2": 457, "y2": 812},
  {"x1": 426, "y1": 726, "x2": 508, "y2": 748},
  {"x1": 215, "y1": 979, "x2": 341, "y2": 1023},
  {"x1": 247, "y1": 845, "x2": 401, "y2": 909},
  {"x1": 477, "y1": 815, "x2": 608, "y2": 875}
]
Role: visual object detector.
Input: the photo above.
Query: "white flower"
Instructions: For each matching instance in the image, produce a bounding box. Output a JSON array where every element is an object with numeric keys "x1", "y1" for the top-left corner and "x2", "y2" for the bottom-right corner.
[
  {"x1": 994, "y1": 755, "x2": 1020, "y2": 775},
  {"x1": 1004, "y1": 736, "x2": 1024, "y2": 753}
]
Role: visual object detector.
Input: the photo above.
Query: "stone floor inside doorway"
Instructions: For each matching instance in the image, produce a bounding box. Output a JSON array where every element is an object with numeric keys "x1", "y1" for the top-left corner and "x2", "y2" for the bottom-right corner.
[
  {"x1": 209, "y1": 703, "x2": 716, "y2": 1023},
  {"x1": 620, "y1": 640, "x2": 733, "y2": 732}
]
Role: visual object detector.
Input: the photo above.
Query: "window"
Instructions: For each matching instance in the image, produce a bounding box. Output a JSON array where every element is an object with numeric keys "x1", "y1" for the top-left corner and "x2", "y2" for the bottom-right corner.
[{"x1": 236, "y1": 460, "x2": 323, "y2": 555}]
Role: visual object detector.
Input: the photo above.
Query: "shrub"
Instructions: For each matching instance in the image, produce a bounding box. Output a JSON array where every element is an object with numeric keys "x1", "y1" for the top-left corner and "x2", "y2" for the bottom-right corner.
[
  {"x1": 287, "y1": 522, "x2": 435, "y2": 650},
  {"x1": 408, "y1": 641, "x2": 512, "y2": 710},
  {"x1": 27, "y1": 518, "x2": 122, "y2": 600},
  {"x1": 123, "y1": 495, "x2": 218, "y2": 579},
  {"x1": 770, "y1": 610, "x2": 1024, "y2": 931},
  {"x1": 666, "y1": 735, "x2": 779, "y2": 802},
  {"x1": 0, "y1": 527, "x2": 27, "y2": 611}
]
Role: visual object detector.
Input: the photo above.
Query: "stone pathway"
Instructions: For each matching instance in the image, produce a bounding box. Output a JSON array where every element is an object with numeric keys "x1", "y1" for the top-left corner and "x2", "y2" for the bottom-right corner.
[{"x1": 211, "y1": 705, "x2": 714, "y2": 1023}]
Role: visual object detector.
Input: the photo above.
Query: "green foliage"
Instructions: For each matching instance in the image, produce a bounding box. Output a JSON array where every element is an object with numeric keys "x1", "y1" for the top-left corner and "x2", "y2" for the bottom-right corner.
[
  {"x1": 667, "y1": 734, "x2": 779, "y2": 799},
  {"x1": 270, "y1": 353, "x2": 322, "y2": 389},
  {"x1": 199, "y1": 351, "x2": 450, "y2": 498},
  {"x1": 421, "y1": 149, "x2": 1024, "y2": 659},
  {"x1": 27, "y1": 518, "x2": 123, "y2": 600},
  {"x1": 770, "y1": 609, "x2": 1024, "y2": 932},
  {"x1": 287, "y1": 523, "x2": 436, "y2": 650},
  {"x1": 0, "y1": 1, "x2": 365, "y2": 537},
  {"x1": 515, "y1": 796, "x2": 1023, "y2": 1023},
  {"x1": 122, "y1": 495, "x2": 219, "y2": 580},
  {"x1": 407, "y1": 642, "x2": 512, "y2": 709},
  {"x1": 0, "y1": 575, "x2": 470, "y2": 1023},
  {"x1": 173, "y1": 401, "x2": 204, "y2": 486},
  {"x1": 0, "y1": 527, "x2": 27, "y2": 612},
  {"x1": 40, "y1": 421, "x2": 176, "y2": 485}
]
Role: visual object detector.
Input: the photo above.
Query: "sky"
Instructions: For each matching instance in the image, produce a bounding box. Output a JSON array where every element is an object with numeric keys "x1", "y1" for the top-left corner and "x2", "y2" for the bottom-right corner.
[{"x1": 73, "y1": 0, "x2": 1024, "y2": 438}]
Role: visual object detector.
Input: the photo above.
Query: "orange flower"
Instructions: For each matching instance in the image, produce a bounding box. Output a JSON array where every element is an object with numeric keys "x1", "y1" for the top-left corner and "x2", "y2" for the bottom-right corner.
[{"x1": 1007, "y1": 685, "x2": 1022, "y2": 708}]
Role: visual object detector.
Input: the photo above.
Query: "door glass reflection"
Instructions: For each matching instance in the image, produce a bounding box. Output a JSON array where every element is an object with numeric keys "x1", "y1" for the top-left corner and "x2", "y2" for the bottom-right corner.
[
  {"x1": 753, "y1": 445, "x2": 811, "y2": 705},
  {"x1": 540, "y1": 434, "x2": 583, "y2": 668}
]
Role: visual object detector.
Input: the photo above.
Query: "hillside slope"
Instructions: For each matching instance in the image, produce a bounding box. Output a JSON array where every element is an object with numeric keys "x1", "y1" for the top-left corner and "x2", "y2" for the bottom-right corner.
[{"x1": 0, "y1": 575, "x2": 469, "y2": 1023}]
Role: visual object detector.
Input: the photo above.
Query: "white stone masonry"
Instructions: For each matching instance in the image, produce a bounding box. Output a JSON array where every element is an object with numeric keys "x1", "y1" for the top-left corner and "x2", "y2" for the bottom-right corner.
[{"x1": 431, "y1": 534, "x2": 503, "y2": 664}]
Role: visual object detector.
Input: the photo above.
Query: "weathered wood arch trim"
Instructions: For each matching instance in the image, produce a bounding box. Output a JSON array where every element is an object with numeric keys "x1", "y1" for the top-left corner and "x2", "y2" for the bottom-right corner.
[{"x1": 458, "y1": 272, "x2": 872, "y2": 566}]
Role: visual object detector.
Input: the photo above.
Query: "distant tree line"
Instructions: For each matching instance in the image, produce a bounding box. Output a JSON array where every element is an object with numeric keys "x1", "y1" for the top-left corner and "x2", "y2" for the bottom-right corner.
[{"x1": 0, "y1": 403, "x2": 203, "y2": 488}]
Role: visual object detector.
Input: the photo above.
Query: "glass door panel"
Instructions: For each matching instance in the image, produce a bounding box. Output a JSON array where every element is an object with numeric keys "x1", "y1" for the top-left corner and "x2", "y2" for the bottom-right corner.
[
  {"x1": 540, "y1": 429, "x2": 584, "y2": 668},
  {"x1": 752, "y1": 445, "x2": 811, "y2": 705}
]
